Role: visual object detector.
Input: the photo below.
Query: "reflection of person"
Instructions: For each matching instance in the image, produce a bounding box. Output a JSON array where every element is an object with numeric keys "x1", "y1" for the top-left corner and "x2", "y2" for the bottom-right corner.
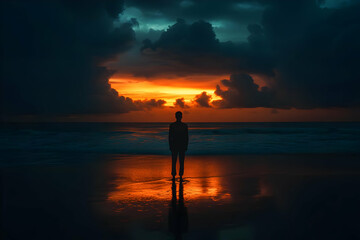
[
  {"x1": 169, "y1": 180, "x2": 188, "y2": 240},
  {"x1": 169, "y1": 111, "x2": 188, "y2": 180}
]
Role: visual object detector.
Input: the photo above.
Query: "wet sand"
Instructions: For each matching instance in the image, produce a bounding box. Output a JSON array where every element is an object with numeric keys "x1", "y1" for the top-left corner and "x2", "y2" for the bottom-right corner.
[{"x1": 1, "y1": 153, "x2": 360, "y2": 239}]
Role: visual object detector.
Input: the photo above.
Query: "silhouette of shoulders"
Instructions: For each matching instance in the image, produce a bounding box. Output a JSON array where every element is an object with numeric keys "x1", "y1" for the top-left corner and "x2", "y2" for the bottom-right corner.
[
  {"x1": 169, "y1": 122, "x2": 188, "y2": 134},
  {"x1": 170, "y1": 122, "x2": 188, "y2": 127}
]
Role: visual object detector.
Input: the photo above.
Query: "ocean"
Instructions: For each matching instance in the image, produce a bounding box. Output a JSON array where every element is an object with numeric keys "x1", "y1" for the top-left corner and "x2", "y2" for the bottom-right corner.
[
  {"x1": 2, "y1": 122, "x2": 360, "y2": 239},
  {"x1": 1, "y1": 122, "x2": 359, "y2": 157}
]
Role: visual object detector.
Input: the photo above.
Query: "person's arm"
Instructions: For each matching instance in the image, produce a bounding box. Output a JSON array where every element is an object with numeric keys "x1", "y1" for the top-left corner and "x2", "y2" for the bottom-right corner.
[
  {"x1": 185, "y1": 124, "x2": 188, "y2": 151},
  {"x1": 169, "y1": 124, "x2": 174, "y2": 151}
]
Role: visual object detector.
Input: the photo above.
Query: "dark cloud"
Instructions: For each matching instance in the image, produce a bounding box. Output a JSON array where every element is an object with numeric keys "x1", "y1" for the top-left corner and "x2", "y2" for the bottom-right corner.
[
  {"x1": 138, "y1": 0, "x2": 360, "y2": 109},
  {"x1": 125, "y1": 0, "x2": 178, "y2": 10},
  {"x1": 103, "y1": 96, "x2": 166, "y2": 113},
  {"x1": 134, "y1": 16, "x2": 275, "y2": 77},
  {"x1": 1, "y1": 0, "x2": 164, "y2": 117},
  {"x1": 194, "y1": 91, "x2": 212, "y2": 108},
  {"x1": 135, "y1": 18, "x2": 241, "y2": 77},
  {"x1": 174, "y1": 98, "x2": 189, "y2": 108},
  {"x1": 142, "y1": 18, "x2": 219, "y2": 53},
  {"x1": 213, "y1": 74, "x2": 275, "y2": 108},
  {"x1": 125, "y1": 0, "x2": 263, "y2": 26},
  {"x1": 121, "y1": 0, "x2": 263, "y2": 44},
  {"x1": 252, "y1": 0, "x2": 360, "y2": 108},
  {"x1": 136, "y1": 99, "x2": 166, "y2": 109}
]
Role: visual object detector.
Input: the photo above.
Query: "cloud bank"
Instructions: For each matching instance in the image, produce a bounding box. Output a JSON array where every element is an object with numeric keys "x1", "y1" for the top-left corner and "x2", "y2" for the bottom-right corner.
[
  {"x1": 1, "y1": 0, "x2": 165, "y2": 116},
  {"x1": 139, "y1": 0, "x2": 360, "y2": 109}
]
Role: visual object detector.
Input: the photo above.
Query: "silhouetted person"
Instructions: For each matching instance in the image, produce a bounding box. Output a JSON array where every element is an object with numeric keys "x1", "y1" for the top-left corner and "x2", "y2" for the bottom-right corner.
[
  {"x1": 169, "y1": 111, "x2": 188, "y2": 180},
  {"x1": 168, "y1": 180, "x2": 188, "y2": 240}
]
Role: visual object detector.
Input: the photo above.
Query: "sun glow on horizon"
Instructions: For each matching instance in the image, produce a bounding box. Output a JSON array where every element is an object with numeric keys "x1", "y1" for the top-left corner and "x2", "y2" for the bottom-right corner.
[{"x1": 109, "y1": 77, "x2": 222, "y2": 106}]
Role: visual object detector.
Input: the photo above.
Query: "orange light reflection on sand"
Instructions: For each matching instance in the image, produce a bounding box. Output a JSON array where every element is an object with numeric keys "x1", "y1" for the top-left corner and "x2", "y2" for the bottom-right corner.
[
  {"x1": 107, "y1": 177, "x2": 230, "y2": 203},
  {"x1": 106, "y1": 156, "x2": 231, "y2": 208}
]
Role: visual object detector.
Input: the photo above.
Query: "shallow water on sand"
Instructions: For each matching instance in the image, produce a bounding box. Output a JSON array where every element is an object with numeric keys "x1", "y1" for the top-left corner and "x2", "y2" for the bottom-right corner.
[{"x1": 2, "y1": 154, "x2": 360, "y2": 239}]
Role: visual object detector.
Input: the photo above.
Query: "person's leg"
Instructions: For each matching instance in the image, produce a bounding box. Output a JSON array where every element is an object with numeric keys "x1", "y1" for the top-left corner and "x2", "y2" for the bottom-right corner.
[
  {"x1": 179, "y1": 151, "x2": 185, "y2": 177},
  {"x1": 171, "y1": 151, "x2": 178, "y2": 177}
]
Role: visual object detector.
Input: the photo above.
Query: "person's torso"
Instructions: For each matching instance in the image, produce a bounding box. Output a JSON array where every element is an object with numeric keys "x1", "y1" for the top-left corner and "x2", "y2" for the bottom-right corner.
[{"x1": 171, "y1": 122, "x2": 187, "y2": 146}]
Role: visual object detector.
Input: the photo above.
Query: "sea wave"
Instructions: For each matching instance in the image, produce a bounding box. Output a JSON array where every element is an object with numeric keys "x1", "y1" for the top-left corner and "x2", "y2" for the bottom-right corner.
[{"x1": 1, "y1": 122, "x2": 359, "y2": 155}]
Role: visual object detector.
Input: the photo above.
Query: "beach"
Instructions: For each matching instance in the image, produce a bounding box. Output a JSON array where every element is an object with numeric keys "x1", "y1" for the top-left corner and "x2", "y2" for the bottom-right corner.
[
  {"x1": 1, "y1": 122, "x2": 360, "y2": 239},
  {"x1": 2, "y1": 152, "x2": 360, "y2": 240},
  {"x1": 3, "y1": 0, "x2": 360, "y2": 239}
]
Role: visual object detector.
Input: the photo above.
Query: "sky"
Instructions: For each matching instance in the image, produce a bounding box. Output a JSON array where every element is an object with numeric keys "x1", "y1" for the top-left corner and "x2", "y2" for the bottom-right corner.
[{"x1": 1, "y1": 0, "x2": 360, "y2": 122}]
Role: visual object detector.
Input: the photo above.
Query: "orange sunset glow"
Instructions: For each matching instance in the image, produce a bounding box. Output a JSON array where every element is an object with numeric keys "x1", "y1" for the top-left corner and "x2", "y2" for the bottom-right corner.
[
  {"x1": 109, "y1": 75, "x2": 225, "y2": 106},
  {"x1": 105, "y1": 74, "x2": 360, "y2": 122}
]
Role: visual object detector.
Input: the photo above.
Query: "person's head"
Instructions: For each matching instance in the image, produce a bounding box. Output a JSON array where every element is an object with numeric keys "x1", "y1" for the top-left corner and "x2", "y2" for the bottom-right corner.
[{"x1": 175, "y1": 111, "x2": 182, "y2": 121}]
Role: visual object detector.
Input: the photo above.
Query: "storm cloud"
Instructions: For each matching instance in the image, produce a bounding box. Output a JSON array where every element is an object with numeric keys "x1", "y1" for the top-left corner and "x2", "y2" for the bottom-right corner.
[
  {"x1": 174, "y1": 98, "x2": 190, "y2": 108},
  {"x1": 135, "y1": 18, "x2": 240, "y2": 77},
  {"x1": 194, "y1": 92, "x2": 212, "y2": 108},
  {"x1": 1, "y1": 0, "x2": 165, "y2": 116},
  {"x1": 213, "y1": 74, "x2": 274, "y2": 108},
  {"x1": 138, "y1": 0, "x2": 360, "y2": 109}
]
